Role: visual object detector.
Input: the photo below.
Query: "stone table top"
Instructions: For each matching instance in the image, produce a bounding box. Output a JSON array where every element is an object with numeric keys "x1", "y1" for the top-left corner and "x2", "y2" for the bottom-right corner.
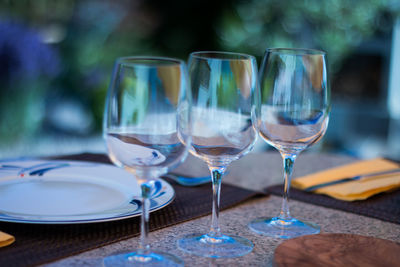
[{"x1": 41, "y1": 151, "x2": 400, "y2": 266}]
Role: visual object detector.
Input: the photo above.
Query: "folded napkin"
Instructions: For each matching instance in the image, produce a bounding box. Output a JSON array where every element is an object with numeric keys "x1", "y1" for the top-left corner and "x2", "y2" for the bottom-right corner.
[
  {"x1": 0, "y1": 231, "x2": 15, "y2": 248},
  {"x1": 292, "y1": 158, "x2": 400, "y2": 201}
]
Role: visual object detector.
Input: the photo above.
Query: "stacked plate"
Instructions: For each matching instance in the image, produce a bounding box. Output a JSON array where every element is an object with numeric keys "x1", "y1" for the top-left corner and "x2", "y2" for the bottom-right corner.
[{"x1": 0, "y1": 159, "x2": 175, "y2": 224}]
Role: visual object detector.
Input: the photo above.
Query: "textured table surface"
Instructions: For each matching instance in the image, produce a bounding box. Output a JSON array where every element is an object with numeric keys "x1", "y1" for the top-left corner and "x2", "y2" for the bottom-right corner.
[{"x1": 41, "y1": 151, "x2": 400, "y2": 267}]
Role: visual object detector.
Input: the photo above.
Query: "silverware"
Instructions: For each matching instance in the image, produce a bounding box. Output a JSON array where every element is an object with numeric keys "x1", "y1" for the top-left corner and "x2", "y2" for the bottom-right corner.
[
  {"x1": 162, "y1": 173, "x2": 211, "y2": 186},
  {"x1": 304, "y1": 168, "x2": 400, "y2": 192}
]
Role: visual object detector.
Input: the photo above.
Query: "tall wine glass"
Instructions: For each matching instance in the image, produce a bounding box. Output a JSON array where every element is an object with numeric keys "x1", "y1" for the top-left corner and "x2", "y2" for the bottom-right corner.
[
  {"x1": 103, "y1": 56, "x2": 191, "y2": 266},
  {"x1": 248, "y1": 48, "x2": 330, "y2": 238},
  {"x1": 177, "y1": 51, "x2": 259, "y2": 258}
]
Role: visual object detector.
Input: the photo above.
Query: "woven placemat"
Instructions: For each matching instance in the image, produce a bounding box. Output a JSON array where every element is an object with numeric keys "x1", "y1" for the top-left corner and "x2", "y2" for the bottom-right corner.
[
  {"x1": 0, "y1": 153, "x2": 261, "y2": 267},
  {"x1": 266, "y1": 185, "x2": 400, "y2": 224}
]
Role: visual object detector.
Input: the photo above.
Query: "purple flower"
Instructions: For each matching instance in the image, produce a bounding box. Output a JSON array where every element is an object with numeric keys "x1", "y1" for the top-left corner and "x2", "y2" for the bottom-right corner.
[{"x1": 0, "y1": 19, "x2": 61, "y2": 86}]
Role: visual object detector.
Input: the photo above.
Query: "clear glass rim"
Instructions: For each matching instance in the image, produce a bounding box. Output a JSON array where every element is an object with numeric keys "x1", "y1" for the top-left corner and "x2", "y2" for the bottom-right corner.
[
  {"x1": 190, "y1": 51, "x2": 256, "y2": 61},
  {"x1": 116, "y1": 56, "x2": 185, "y2": 67},
  {"x1": 266, "y1": 48, "x2": 326, "y2": 56}
]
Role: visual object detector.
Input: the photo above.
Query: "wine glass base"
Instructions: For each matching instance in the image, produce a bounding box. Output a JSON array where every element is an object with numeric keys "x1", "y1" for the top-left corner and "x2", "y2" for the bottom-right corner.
[
  {"x1": 103, "y1": 250, "x2": 184, "y2": 267},
  {"x1": 177, "y1": 233, "x2": 253, "y2": 258},
  {"x1": 248, "y1": 217, "x2": 320, "y2": 239}
]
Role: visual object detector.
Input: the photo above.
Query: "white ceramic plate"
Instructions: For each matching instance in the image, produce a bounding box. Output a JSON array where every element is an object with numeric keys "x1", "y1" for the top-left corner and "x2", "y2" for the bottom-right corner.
[{"x1": 0, "y1": 159, "x2": 175, "y2": 224}]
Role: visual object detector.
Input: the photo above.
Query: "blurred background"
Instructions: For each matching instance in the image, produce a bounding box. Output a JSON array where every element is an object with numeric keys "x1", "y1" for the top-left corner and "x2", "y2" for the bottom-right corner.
[{"x1": 0, "y1": 0, "x2": 399, "y2": 160}]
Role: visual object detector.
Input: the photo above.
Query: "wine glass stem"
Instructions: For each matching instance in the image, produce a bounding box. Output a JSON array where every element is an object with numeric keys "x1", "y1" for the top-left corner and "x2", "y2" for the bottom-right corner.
[
  {"x1": 208, "y1": 166, "x2": 226, "y2": 238},
  {"x1": 279, "y1": 152, "x2": 297, "y2": 221},
  {"x1": 139, "y1": 183, "x2": 151, "y2": 252}
]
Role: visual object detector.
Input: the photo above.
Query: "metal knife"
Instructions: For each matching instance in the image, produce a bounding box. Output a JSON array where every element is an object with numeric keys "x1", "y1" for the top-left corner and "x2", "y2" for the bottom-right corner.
[{"x1": 303, "y1": 168, "x2": 400, "y2": 192}]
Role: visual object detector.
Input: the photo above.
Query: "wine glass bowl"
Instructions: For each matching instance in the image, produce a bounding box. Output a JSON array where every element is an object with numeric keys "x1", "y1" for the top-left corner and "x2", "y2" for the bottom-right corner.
[
  {"x1": 189, "y1": 52, "x2": 258, "y2": 166},
  {"x1": 177, "y1": 51, "x2": 258, "y2": 258},
  {"x1": 249, "y1": 48, "x2": 330, "y2": 239},
  {"x1": 103, "y1": 56, "x2": 190, "y2": 266}
]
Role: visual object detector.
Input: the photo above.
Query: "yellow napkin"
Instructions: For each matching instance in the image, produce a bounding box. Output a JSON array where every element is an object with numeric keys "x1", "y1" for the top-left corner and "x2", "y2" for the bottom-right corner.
[
  {"x1": 292, "y1": 158, "x2": 400, "y2": 201},
  {"x1": 0, "y1": 231, "x2": 15, "y2": 247}
]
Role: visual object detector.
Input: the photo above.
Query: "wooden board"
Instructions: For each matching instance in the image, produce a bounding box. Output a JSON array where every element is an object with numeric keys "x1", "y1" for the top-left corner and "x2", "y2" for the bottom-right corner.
[{"x1": 274, "y1": 233, "x2": 400, "y2": 267}]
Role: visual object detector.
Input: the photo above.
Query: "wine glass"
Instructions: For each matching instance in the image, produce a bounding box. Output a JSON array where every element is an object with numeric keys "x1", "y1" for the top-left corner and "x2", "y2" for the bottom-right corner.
[
  {"x1": 248, "y1": 48, "x2": 330, "y2": 238},
  {"x1": 103, "y1": 56, "x2": 191, "y2": 266},
  {"x1": 177, "y1": 51, "x2": 259, "y2": 258}
]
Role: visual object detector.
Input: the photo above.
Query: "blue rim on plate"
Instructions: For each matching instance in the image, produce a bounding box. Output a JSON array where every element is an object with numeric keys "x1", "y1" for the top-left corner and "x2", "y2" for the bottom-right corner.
[{"x1": 0, "y1": 159, "x2": 175, "y2": 224}]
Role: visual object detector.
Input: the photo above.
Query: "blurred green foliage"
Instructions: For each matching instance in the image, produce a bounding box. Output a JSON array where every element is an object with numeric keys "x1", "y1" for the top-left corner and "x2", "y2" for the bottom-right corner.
[
  {"x1": 0, "y1": 0, "x2": 399, "y2": 148},
  {"x1": 220, "y1": 0, "x2": 400, "y2": 70}
]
